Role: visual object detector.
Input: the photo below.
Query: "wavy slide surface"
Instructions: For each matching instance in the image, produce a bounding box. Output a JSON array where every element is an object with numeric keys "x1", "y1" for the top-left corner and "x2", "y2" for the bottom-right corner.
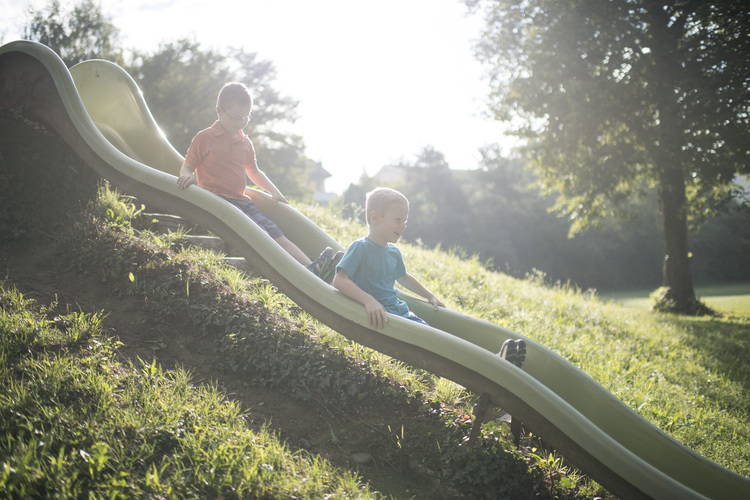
[{"x1": 1, "y1": 41, "x2": 748, "y2": 500}]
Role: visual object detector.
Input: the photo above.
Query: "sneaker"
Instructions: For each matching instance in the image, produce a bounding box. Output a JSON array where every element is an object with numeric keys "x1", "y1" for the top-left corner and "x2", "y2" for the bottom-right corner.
[
  {"x1": 317, "y1": 249, "x2": 344, "y2": 284},
  {"x1": 307, "y1": 247, "x2": 334, "y2": 278},
  {"x1": 324, "y1": 250, "x2": 345, "y2": 284},
  {"x1": 498, "y1": 338, "x2": 526, "y2": 368},
  {"x1": 498, "y1": 339, "x2": 517, "y2": 362},
  {"x1": 513, "y1": 339, "x2": 526, "y2": 367}
]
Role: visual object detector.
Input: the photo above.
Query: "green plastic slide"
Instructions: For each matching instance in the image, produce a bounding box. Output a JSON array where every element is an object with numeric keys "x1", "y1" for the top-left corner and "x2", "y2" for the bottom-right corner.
[{"x1": 1, "y1": 40, "x2": 748, "y2": 500}]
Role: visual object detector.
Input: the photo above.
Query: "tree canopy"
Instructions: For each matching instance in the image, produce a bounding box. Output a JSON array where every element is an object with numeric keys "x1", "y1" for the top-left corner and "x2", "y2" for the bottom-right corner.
[
  {"x1": 465, "y1": 0, "x2": 750, "y2": 313},
  {"x1": 22, "y1": 0, "x2": 123, "y2": 67}
]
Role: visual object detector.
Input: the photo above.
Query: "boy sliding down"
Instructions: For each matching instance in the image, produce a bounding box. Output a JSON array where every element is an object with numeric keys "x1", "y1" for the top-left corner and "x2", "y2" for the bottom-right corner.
[
  {"x1": 332, "y1": 187, "x2": 526, "y2": 368},
  {"x1": 332, "y1": 187, "x2": 444, "y2": 329},
  {"x1": 177, "y1": 82, "x2": 341, "y2": 282}
]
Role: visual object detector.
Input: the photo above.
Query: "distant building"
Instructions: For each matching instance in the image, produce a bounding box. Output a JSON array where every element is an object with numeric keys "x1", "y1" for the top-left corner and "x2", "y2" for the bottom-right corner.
[
  {"x1": 309, "y1": 161, "x2": 336, "y2": 203},
  {"x1": 374, "y1": 165, "x2": 410, "y2": 184},
  {"x1": 373, "y1": 164, "x2": 475, "y2": 191}
]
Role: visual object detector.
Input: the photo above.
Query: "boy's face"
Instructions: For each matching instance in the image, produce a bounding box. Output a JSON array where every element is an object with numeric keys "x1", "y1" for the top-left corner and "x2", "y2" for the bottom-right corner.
[
  {"x1": 217, "y1": 102, "x2": 251, "y2": 135},
  {"x1": 369, "y1": 203, "x2": 409, "y2": 246}
]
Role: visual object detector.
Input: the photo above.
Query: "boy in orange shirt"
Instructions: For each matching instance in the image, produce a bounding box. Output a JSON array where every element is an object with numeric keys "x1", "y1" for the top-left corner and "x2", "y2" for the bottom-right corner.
[{"x1": 177, "y1": 82, "x2": 341, "y2": 282}]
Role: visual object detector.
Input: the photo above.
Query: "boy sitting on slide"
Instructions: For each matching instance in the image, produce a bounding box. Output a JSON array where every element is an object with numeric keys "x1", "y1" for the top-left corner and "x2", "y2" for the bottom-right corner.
[
  {"x1": 176, "y1": 82, "x2": 342, "y2": 282},
  {"x1": 332, "y1": 187, "x2": 526, "y2": 367}
]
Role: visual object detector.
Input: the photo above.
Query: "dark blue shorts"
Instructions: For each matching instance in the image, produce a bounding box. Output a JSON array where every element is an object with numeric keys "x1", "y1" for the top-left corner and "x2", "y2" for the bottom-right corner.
[
  {"x1": 221, "y1": 196, "x2": 284, "y2": 240},
  {"x1": 406, "y1": 311, "x2": 429, "y2": 326}
]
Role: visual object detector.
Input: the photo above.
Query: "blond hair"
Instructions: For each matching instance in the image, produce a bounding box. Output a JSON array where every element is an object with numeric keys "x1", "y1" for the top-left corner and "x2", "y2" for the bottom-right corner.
[
  {"x1": 365, "y1": 187, "x2": 409, "y2": 225},
  {"x1": 217, "y1": 82, "x2": 252, "y2": 110}
]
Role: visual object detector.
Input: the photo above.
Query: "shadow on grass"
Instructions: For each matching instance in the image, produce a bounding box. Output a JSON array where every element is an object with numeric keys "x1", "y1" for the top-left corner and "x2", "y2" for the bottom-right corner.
[{"x1": 670, "y1": 315, "x2": 750, "y2": 400}]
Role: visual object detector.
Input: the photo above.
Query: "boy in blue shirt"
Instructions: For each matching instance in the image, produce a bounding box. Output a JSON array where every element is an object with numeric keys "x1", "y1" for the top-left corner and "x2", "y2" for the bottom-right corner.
[
  {"x1": 333, "y1": 187, "x2": 443, "y2": 329},
  {"x1": 333, "y1": 187, "x2": 525, "y2": 367}
]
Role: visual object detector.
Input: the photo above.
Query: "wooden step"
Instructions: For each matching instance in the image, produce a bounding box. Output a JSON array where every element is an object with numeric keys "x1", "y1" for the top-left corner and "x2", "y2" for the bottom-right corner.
[
  {"x1": 133, "y1": 205, "x2": 254, "y2": 276},
  {"x1": 182, "y1": 234, "x2": 228, "y2": 253},
  {"x1": 222, "y1": 256, "x2": 253, "y2": 274},
  {"x1": 140, "y1": 213, "x2": 199, "y2": 233}
]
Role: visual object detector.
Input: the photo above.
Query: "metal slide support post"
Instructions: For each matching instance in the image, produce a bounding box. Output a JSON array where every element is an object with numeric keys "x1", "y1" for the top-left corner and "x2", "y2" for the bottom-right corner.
[
  {"x1": 510, "y1": 415, "x2": 522, "y2": 446},
  {"x1": 466, "y1": 393, "x2": 522, "y2": 452},
  {"x1": 465, "y1": 393, "x2": 491, "y2": 453}
]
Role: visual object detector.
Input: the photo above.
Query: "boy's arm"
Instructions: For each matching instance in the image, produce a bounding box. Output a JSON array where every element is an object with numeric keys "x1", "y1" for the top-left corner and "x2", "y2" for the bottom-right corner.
[
  {"x1": 246, "y1": 168, "x2": 288, "y2": 205},
  {"x1": 397, "y1": 273, "x2": 446, "y2": 311},
  {"x1": 244, "y1": 146, "x2": 288, "y2": 205},
  {"x1": 177, "y1": 161, "x2": 197, "y2": 189},
  {"x1": 332, "y1": 269, "x2": 390, "y2": 329}
]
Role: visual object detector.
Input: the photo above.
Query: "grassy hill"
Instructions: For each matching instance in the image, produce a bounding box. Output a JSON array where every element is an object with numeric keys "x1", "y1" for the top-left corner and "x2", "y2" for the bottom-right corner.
[{"x1": 1, "y1": 128, "x2": 748, "y2": 498}]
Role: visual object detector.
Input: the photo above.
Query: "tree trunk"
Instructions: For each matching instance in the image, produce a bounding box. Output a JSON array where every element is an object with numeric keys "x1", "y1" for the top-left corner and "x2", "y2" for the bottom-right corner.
[
  {"x1": 649, "y1": 4, "x2": 698, "y2": 314},
  {"x1": 658, "y1": 166, "x2": 697, "y2": 312}
]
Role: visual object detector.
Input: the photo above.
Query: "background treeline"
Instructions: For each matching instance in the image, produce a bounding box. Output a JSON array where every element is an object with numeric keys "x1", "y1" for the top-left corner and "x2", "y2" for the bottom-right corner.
[{"x1": 341, "y1": 146, "x2": 750, "y2": 291}]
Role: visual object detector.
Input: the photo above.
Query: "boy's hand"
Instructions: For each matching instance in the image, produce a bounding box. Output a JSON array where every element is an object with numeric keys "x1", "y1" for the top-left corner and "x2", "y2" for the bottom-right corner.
[
  {"x1": 428, "y1": 295, "x2": 446, "y2": 311},
  {"x1": 364, "y1": 298, "x2": 389, "y2": 329},
  {"x1": 177, "y1": 173, "x2": 196, "y2": 189},
  {"x1": 271, "y1": 191, "x2": 289, "y2": 206}
]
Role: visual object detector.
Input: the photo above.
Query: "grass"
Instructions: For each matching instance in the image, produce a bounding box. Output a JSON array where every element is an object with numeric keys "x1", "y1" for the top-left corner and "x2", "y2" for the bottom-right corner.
[
  {"x1": 0, "y1": 285, "x2": 372, "y2": 499},
  {"x1": 600, "y1": 282, "x2": 750, "y2": 317},
  {"x1": 1, "y1": 186, "x2": 749, "y2": 498}
]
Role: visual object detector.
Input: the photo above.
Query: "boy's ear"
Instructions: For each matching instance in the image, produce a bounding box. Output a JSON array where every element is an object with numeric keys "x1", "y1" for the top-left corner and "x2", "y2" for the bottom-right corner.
[{"x1": 369, "y1": 210, "x2": 380, "y2": 224}]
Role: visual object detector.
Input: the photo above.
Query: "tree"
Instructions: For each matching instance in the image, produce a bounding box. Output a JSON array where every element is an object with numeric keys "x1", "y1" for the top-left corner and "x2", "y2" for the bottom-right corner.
[
  {"x1": 465, "y1": 0, "x2": 750, "y2": 314},
  {"x1": 129, "y1": 40, "x2": 315, "y2": 200},
  {"x1": 23, "y1": 0, "x2": 122, "y2": 67},
  {"x1": 467, "y1": 146, "x2": 566, "y2": 278}
]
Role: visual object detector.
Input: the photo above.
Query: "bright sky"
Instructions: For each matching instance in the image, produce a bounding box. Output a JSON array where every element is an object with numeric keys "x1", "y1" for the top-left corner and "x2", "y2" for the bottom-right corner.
[{"x1": 1, "y1": 0, "x2": 513, "y2": 193}]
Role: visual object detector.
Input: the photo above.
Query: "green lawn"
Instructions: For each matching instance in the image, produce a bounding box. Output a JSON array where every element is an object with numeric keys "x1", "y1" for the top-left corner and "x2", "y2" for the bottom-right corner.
[{"x1": 600, "y1": 282, "x2": 750, "y2": 316}]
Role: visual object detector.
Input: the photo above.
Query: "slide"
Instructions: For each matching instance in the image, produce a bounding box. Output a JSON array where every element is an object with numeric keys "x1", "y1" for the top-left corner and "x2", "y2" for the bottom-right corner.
[{"x1": 1, "y1": 40, "x2": 748, "y2": 500}]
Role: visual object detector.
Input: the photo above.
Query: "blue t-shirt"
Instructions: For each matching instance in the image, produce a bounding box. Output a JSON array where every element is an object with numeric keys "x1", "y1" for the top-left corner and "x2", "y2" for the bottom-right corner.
[{"x1": 336, "y1": 237, "x2": 410, "y2": 317}]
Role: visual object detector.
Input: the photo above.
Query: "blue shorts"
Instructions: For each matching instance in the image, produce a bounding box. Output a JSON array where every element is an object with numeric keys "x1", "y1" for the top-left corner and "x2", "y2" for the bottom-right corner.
[
  {"x1": 221, "y1": 196, "x2": 284, "y2": 240},
  {"x1": 406, "y1": 311, "x2": 429, "y2": 326}
]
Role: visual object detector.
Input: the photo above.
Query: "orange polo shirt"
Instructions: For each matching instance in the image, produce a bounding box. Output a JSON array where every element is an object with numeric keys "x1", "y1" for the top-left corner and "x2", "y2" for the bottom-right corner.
[{"x1": 185, "y1": 121, "x2": 256, "y2": 200}]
